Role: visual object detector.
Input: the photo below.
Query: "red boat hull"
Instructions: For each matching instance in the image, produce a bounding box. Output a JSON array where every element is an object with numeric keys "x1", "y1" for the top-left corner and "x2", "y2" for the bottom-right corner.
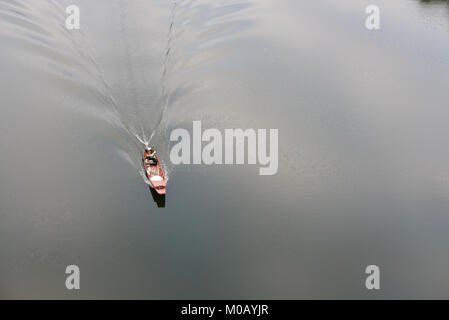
[{"x1": 143, "y1": 150, "x2": 167, "y2": 195}]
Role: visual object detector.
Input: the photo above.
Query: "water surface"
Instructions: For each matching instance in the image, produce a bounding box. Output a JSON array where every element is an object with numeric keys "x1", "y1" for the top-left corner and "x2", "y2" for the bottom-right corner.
[{"x1": 1, "y1": 0, "x2": 449, "y2": 298}]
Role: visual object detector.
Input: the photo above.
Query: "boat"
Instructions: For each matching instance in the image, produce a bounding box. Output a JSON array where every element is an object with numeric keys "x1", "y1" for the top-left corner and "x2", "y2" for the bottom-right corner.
[{"x1": 143, "y1": 148, "x2": 167, "y2": 195}]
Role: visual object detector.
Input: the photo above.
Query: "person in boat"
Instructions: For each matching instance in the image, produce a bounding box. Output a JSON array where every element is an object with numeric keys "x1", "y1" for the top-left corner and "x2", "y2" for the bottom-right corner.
[{"x1": 145, "y1": 147, "x2": 158, "y2": 165}]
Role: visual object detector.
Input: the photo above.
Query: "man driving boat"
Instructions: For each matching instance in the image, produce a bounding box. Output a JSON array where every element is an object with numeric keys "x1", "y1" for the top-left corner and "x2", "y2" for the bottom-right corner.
[{"x1": 145, "y1": 147, "x2": 158, "y2": 165}]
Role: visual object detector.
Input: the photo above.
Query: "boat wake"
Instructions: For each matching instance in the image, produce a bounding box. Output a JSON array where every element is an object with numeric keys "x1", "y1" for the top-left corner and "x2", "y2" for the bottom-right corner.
[{"x1": 0, "y1": 0, "x2": 252, "y2": 187}]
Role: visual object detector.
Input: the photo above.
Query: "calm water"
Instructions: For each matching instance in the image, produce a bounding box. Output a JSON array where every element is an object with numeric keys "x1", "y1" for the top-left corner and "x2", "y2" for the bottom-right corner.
[{"x1": 1, "y1": 0, "x2": 449, "y2": 299}]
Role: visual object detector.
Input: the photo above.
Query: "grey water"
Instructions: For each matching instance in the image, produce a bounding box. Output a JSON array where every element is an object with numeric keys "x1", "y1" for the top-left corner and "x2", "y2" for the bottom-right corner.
[{"x1": 0, "y1": 0, "x2": 449, "y2": 299}]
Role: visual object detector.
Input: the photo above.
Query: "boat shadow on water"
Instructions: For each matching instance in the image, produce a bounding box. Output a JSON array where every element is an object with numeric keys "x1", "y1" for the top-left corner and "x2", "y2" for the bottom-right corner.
[{"x1": 149, "y1": 186, "x2": 165, "y2": 208}]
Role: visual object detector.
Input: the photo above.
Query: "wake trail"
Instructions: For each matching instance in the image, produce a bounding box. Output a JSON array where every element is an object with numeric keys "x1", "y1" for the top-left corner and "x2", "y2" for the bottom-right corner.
[
  {"x1": 118, "y1": 0, "x2": 147, "y2": 145},
  {"x1": 54, "y1": 0, "x2": 179, "y2": 170},
  {"x1": 154, "y1": 0, "x2": 178, "y2": 135},
  {"x1": 50, "y1": 0, "x2": 149, "y2": 149}
]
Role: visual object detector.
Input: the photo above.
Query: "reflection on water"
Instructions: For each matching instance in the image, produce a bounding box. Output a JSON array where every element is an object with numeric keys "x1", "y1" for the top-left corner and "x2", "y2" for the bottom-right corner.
[
  {"x1": 418, "y1": 0, "x2": 449, "y2": 5},
  {"x1": 150, "y1": 187, "x2": 166, "y2": 208},
  {"x1": 1, "y1": 0, "x2": 449, "y2": 298},
  {"x1": 416, "y1": 0, "x2": 449, "y2": 29}
]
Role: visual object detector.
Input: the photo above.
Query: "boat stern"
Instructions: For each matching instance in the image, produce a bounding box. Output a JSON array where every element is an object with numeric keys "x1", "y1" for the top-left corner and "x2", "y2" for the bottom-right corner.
[{"x1": 151, "y1": 179, "x2": 167, "y2": 195}]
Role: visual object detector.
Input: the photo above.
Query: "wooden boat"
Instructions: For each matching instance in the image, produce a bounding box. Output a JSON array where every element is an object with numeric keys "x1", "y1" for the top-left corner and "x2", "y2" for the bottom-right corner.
[{"x1": 143, "y1": 148, "x2": 167, "y2": 195}]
